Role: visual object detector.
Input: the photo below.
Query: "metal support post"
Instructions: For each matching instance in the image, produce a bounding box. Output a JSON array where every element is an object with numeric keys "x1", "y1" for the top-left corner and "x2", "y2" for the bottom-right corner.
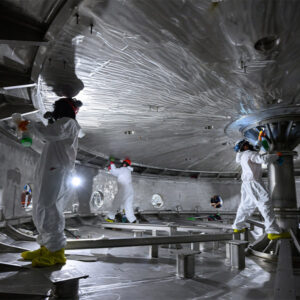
[
  {"x1": 168, "y1": 225, "x2": 181, "y2": 249},
  {"x1": 149, "y1": 245, "x2": 159, "y2": 258},
  {"x1": 268, "y1": 152, "x2": 298, "y2": 231},
  {"x1": 226, "y1": 243, "x2": 231, "y2": 259},
  {"x1": 189, "y1": 231, "x2": 200, "y2": 251},
  {"x1": 241, "y1": 228, "x2": 249, "y2": 241},
  {"x1": 233, "y1": 232, "x2": 240, "y2": 240},
  {"x1": 133, "y1": 230, "x2": 144, "y2": 238},
  {"x1": 213, "y1": 241, "x2": 219, "y2": 250},
  {"x1": 274, "y1": 239, "x2": 296, "y2": 300},
  {"x1": 176, "y1": 250, "x2": 200, "y2": 279},
  {"x1": 48, "y1": 268, "x2": 88, "y2": 299},
  {"x1": 228, "y1": 240, "x2": 248, "y2": 269}
]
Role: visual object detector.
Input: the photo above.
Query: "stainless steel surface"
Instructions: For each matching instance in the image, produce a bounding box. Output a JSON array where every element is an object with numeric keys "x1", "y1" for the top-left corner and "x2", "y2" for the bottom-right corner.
[
  {"x1": 229, "y1": 240, "x2": 248, "y2": 269},
  {"x1": 0, "y1": 243, "x2": 289, "y2": 300},
  {"x1": 268, "y1": 153, "x2": 298, "y2": 230},
  {"x1": 227, "y1": 110, "x2": 300, "y2": 151},
  {"x1": 102, "y1": 222, "x2": 173, "y2": 234},
  {"x1": 289, "y1": 229, "x2": 300, "y2": 254},
  {"x1": 0, "y1": 253, "x2": 31, "y2": 269},
  {"x1": 226, "y1": 243, "x2": 231, "y2": 259},
  {"x1": 269, "y1": 154, "x2": 297, "y2": 209},
  {"x1": 102, "y1": 222, "x2": 232, "y2": 234},
  {"x1": 274, "y1": 239, "x2": 296, "y2": 300},
  {"x1": 48, "y1": 268, "x2": 89, "y2": 299},
  {"x1": 52, "y1": 279, "x2": 80, "y2": 299},
  {"x1": 0, "y1": 223, "x2": 299, "y2": 299},
  {"x1": 1, "y1": 1, "x2": 300, "y2": 297},
  {"x1": 190, "y1": 231, "x2": 201, "y2": 252},
  {"x1": 247, "y1": 218, "x2": 265, "y2": 229},
  {"x1": 176, "y1": 250, "x2": 199, "y2": 279},
  {"x1": 0, "y1": 241, "x2": 29, "y2": 253},
  {"x1": 2, "y1": 83, "x2": 37, "y2": 90},
  {"x1": 66, "y1": 233, "x2": 233, "y2": 250},
  {"x1": 3, "y1": 224, "x2": 36, "y2": 241},
  {"x1": 249, "y1": 247, "x2": 277, "y2": 261},
  {"x1": 0, "y1": 40, "x2": 48, "y2": 46},
  {"x1": 133, "y1": 229, "x2": 145, "y2": 238},
  {"x1": 149, "y1": 244, "x2": 158, "y2": 258},
  {"x1": 2, "y1": 0, "x2": 300, "y2": 172}
]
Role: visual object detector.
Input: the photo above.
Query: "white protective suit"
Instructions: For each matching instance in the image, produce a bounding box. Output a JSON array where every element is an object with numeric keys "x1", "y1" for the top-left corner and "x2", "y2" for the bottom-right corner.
[
  {"x1": 233, "y1": 150, "x2": 281, "y2": 234},
  {"x1": 108, "y1": 164, "x2": 136, "y2": 223},
  {"x1": 30, "y1": 117, "x2": 81, "y2": 251}
]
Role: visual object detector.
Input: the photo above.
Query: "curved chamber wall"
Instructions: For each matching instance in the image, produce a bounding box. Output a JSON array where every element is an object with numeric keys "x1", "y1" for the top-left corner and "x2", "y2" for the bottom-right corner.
[{"x1": 1, "y1": 134, "x2": 300, "y2": 223}]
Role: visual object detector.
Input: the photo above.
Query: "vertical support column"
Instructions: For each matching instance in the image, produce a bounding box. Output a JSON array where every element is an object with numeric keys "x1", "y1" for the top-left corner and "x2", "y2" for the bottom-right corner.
[
  {"x1": 133, "y1": 230, "x2": 144, "y2": 238},
  {"x1": 226, "y1": 243, "x2": 231, "y2": 259},
  {"x1": 149, "y1": 229, "x2": 159, "y2": 258},
  {"x1": 189, "y1": 231, "x2": 200, "y2": 251},
  {"x1": 213, "y1": 241, "x2": 219, "y2": 250},
  {"x1": 274, "y1": 240, "x2": 296, "y2": 300},
  {"x1": 149, "y1": 245, "x2": 159, "y2": 258},
  {"x1": 176, "y1": 251, "x2": 197, "y2": 279},
  {"x1": 168, "y1": 225, "x2": 181, "y2": 249},
  {"x1": 233, "y1": 232, "x2": 240, "y2": 240},
  {"x1": 241, "y1": 229, "x2": 249, "y2": 241},
  {"x1": 233, "y1": 228, "x2": 248, "y2": 241},
  {"x1": 268, "y1": 152, "x2": 298, "y2": 231},
  {"x1": 228, "y1": 240, "x2": 248, "y2": 269}
]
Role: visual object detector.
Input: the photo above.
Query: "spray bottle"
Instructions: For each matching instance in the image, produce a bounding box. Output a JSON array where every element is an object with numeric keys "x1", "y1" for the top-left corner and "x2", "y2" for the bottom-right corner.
[
  {"x1": 258, "y1": 130, "x2": 269, "y2": 151},
  {"x1": 11, "y1": 113, "x2": 32, "y2": 147}
]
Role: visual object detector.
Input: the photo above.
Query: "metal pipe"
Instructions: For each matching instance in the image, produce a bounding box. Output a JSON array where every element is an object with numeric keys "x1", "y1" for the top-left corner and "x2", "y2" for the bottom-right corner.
[
  {"x1": 102, "y1": 223, "x2": 172, "y2": 234},
  {"x1": 246, "y1": 219, "x2": 265, "y2": 229},
  {"x1": 65, "y1": 233, "x2": 232, "y2": 250}
]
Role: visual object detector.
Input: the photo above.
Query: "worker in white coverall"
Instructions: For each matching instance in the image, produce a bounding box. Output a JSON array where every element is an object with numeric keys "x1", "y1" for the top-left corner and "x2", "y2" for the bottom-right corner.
[
  {"x1": 106, "y1": 158, "x2": 137, "y2": 223},
  {"x1": 232, "y1": 139, "x2": 290, "y2": 240},
  {"x1": 21, "y1": 97, "x2": 82, "y2": 267}
]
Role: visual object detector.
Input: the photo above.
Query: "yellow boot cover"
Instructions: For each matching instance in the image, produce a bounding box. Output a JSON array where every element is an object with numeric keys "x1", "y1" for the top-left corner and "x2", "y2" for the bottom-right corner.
[
  {"x1": 233, "y1": 228, "x2": 246, "y2": 233},
  {"x1": 105, "y1": 218, "x2": 115, "y2": 223},
  {"x1": 32, "y1": 248, "x2": 66, "y2": 267},
  {"x1": 267, "y1": 232, "x2": 291, "y2": 240},
  {"x1": 21, "y1": 246, "x2": 46, "y2": 261}
]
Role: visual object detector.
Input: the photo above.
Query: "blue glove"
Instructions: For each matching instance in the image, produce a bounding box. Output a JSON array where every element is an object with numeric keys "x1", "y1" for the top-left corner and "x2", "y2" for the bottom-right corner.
[{"x1": 234, "y1": 144, "x2": 240, "y2": 152}]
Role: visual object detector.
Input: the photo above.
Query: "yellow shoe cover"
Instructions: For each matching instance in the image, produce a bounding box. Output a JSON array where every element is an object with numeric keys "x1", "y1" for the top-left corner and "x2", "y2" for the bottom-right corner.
[
  {"x1": 233, "y1": 228, "x2": 246, "y2": 233},
  {"x1": 21, "y1": 246, "x2": 46, "y2": 261},
  {"x1": 105, "y1": 218, "x2": 115, "y2": 223},
  {"x1": 32, "y1": 248, "x2": 66, "y2": 267},
  {"x1": 267, "y1": 232, "x2": 291, "y2": 240}
]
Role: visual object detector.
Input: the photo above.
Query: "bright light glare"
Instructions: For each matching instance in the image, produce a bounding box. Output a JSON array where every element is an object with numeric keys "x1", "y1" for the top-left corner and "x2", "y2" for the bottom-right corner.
[{"x1": 71, "y1": 176, "x2": 81, "y2": 187}]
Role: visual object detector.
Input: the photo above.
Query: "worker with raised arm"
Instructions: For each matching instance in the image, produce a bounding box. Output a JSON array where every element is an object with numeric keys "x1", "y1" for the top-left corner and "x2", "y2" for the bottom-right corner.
[
  {"x1": 21, "y1": 97, "x2": 83, "y2": 267},
  {"x1": 233, "y1": 139, "x2": 290, "y2": 240},
  {"x1": 106, "y1": 158, "x2": 137, "y2": 223}
]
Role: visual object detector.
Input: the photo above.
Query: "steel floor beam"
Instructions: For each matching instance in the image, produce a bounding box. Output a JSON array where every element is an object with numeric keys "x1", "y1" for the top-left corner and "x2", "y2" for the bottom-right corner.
[{"x1": 66, "y1": 233, "x2": 232, "y2": 250}]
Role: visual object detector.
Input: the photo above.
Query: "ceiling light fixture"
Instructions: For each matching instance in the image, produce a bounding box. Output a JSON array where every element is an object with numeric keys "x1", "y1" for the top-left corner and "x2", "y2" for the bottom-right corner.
[{"x1": 71, "y1": 176, "x2": 81, "y2": 187}]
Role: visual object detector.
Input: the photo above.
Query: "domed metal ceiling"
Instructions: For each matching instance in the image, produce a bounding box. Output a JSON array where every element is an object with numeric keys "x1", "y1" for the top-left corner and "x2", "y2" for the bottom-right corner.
[{"x1": 1, "y1": 0, "x2": 300, "y2": 176}]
